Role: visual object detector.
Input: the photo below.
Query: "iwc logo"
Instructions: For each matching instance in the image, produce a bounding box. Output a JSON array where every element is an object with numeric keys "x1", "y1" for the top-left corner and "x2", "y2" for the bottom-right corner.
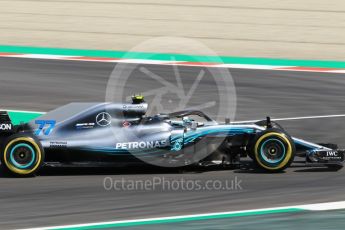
[{"x1": 96, "y1": 112, "x2": 112, "y2": 127}]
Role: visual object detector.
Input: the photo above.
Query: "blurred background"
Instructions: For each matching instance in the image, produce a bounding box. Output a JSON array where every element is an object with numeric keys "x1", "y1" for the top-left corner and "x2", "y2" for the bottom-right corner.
[{"x1": 0, "y1": 0, "x2": 344, "y2": 60}]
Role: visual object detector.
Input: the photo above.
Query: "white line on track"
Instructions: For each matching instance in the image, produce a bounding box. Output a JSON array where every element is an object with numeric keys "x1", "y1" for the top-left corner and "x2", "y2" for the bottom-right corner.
[
  {"x1": 1, "y1": 53, "x2": 345, "y2": 73},
  {"x1": 231, "y1": 114, "x2": 345, "y2": 124},
  {"x1": 299, "y1": 201, "x2": 345, "y2": 211},
  {"x1": 19, "y1": 201, "x2": 345, "y2": 230}
]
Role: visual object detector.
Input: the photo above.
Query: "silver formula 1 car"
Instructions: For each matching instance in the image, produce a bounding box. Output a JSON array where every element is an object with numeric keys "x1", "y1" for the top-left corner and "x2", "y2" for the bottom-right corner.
[{"x1": 0, "y1": 96, "x2": 344, "y2": 176}]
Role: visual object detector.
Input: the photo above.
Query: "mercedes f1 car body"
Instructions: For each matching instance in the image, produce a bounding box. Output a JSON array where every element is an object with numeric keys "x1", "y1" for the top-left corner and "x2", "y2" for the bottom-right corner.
[{"x1": 1, "y1": 97, "x2": 344, "y2": 176}]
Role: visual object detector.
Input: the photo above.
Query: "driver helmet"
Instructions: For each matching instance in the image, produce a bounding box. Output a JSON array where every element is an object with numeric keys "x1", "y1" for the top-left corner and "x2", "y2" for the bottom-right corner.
[{"x1": 131, "y1": 94, "x2": 145, "y2": 104}]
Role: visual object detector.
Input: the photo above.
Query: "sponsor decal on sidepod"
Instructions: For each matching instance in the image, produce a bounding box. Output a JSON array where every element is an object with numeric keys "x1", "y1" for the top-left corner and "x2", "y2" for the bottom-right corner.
[
  {"x1": 0, "y1": 123, "x2": 12, "y2": 130},
  {"x1": 116, "y1": 140, "x2": 168, "y2": 150}
]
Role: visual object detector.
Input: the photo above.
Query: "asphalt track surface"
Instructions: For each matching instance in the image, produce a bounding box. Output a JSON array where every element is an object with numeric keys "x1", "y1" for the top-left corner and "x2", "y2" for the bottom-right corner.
[{"x1": 1, "y1": 57, "x2": 345, "y2": 229}]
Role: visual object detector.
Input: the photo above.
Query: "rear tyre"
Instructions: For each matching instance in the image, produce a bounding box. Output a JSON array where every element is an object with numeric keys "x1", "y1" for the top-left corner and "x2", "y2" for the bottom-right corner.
[
  {"x1": 0, "y1": 134, "x2": 44, "y2": 177},
  {"x1": 251, "y1": 129, "x2": 295, "y2": 172}
]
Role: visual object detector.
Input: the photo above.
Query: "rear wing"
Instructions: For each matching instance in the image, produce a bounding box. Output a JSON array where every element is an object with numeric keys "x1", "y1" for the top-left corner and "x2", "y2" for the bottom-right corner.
[{"x1": 0, "y1": 111, "x2": 14, "y2": 133}]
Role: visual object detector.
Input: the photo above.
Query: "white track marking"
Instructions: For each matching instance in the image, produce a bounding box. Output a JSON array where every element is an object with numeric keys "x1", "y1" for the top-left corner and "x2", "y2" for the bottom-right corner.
[
  {"x1": 231, "y1": 114, "x2": 345, "y2": 124},
  {"x1": 273, "y1": 114, "x2": 345, "y2": 121},
  {"x1": 115, "y1": 59, "x2": 179, "y2": 65},
  {"x1": 1, "y1": 53, "x2": 345, "y2": 73},
  {"x1": 220, "y1": 64, "x2": 291, "y2": 70},
  {"x1": 328, "y1": 70, "x2": 345, "y2": 73},
  {"x1": 19, "y1": 201, "x2": 345, "y2": 230},
  {"x1": 19, "y1": 54, "x2": 81, "y2": 60},
  {"x1": 299, "y1": 201, "x2": 345, "y2": 211}
]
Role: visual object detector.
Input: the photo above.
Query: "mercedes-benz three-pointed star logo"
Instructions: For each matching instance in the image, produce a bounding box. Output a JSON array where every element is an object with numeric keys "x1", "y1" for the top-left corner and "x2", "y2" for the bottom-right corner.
[{"x1": 96, "y1": 112, "x2": 112, "y2": 127}]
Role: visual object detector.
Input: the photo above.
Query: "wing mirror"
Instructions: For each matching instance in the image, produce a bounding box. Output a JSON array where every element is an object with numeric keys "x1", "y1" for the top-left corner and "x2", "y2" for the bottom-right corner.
[{"x1": 191, "y1": 121, "x2": 198, "y2": 130}]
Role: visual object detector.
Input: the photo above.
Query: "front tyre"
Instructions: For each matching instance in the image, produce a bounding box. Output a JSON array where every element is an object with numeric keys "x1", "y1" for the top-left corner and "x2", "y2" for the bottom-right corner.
[
  {"x1": 251, "y1": 129, "x2": 295, "y2": 172},
  {"x1": 1, "y1": 134, "x2": 44, "y2": 177}
]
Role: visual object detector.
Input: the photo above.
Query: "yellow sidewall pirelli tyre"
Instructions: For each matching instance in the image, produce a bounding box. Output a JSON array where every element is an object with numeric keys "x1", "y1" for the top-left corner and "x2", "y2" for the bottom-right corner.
[
  {"x1": 251, "y1": 129, "x2": 295, "y2": 172},
  {"x1": 1, "y1": 134, "x2": 44, "y2": 177}
]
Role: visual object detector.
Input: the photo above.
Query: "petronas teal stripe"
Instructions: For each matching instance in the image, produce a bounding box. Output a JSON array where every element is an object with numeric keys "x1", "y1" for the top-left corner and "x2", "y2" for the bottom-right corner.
[
  {"x1": 49, "y1": 208, "x2": 303, "y2": 229},
  {"x1": 1, "y1": 45, "x2": 345, "y2": 68}
]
